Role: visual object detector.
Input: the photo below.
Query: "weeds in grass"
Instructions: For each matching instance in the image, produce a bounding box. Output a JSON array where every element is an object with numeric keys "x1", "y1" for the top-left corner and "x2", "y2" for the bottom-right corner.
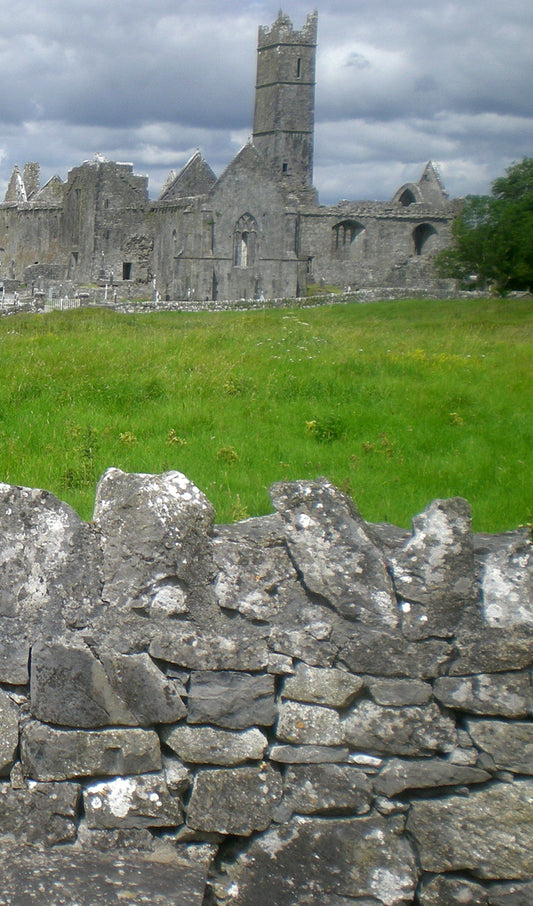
[{"x1": 0, "y1": 299, "x2": 531, "y2": 530}]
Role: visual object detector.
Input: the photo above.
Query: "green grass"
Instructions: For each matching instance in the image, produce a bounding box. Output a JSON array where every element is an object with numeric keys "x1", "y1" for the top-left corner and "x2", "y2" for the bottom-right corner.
[{"x1": 0, "y1": 297, "x2": 531, "y2": 531}]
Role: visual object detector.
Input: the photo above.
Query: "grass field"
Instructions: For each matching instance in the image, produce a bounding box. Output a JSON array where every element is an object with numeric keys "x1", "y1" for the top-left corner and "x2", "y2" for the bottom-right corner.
[{"x1": 0, "y1": 296, "x2": 531, "y2": 532}]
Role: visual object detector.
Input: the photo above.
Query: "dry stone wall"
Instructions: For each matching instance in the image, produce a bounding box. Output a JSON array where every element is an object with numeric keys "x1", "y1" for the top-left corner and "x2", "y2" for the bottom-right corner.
[{"x1": 1, "y1": 469, "x2": 533, "y2": 905}]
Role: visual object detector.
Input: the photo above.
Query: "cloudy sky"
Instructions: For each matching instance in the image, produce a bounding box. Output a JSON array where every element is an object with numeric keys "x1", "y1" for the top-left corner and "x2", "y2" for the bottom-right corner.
[{"x1": 1, "y1": 0, "x2": 531, "y2": 204}]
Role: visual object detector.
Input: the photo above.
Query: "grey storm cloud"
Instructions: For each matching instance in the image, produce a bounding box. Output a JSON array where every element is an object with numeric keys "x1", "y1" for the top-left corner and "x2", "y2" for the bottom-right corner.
[{"x1": 0, "y1": 0, "x2": 532, "y2": 203}]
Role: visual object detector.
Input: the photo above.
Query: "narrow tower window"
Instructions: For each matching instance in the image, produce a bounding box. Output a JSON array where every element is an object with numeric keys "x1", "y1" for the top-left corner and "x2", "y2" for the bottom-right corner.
[{"x1": 296, "y1": 57, "x2": 301, "y2": 78}]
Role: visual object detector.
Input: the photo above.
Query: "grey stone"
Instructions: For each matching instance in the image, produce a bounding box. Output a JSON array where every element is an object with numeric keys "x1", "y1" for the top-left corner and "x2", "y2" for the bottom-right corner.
[
  {"x1": 212, "y1": 526, "x2": 297, "y2": 623},
  {"x1": 270, "y1": 478, "x2": 399, "y2": 626},
  {"x1": 217, "y1": 815, "x2": 418, "y2": 905},
  {"x1": 0, "y1": 689, "x2": 19, "y2": 775},
  {"x1": 489, "y1": 881, "x2": 533, "y2": 905},
  {"x1": 281, "y1": 663, "x2": 363, "y2": 707},
  {"x1": 187, "y1": 670, "x2": 276, "y2": 729},
  {"x1": 480, "y1": 532, "x2": 533, "y2": 627},
  {"x1": 374, "y1": 757, "x2": 491, "y2": 797},
  {"x1": 418, "y1": 876, "x2": 488, "y2": 905},
  {"x1": 367, "y1": 678, "x2": 433, "y2": 706},
  {"x1": 449, "y1": 626, "x2": 533, "y2": 674},
  {"x1": 0, "y1": 638, "x2": 30, "y2": 685},
  {"x1": 93, "y1": 468, "x2": 215, "y2": 610},
  {"x1": 21, "y1": 721, "x2": 161, "y2": 781},
  {"x1": 342, "y1": 701, "x2": 457, "y2": 756},
  {"x1": 0, "y1": 483, "x2": 103, "y2": 636},
  {"x1": 162, "y1": 755, "x2": 192, "y2": 794},
  {"x1": 162, "y1": 725, "x2": 268, "y2": 765},
  {"x1": 99, "y1": 651, "x2": 187, "y2": 725},
  {"x1": 433, "y1": 673, "x2": 532, "y2": 717},
  {"x1": 466, "y1": 719, "x2": 533, "y2": 774},
  {"x1": 186, "y1": 764, "x2": 282, "y2": 835},
  {"x1": 390, "y1": 497, "x2": 478, "y2": 634},
  {"x1": 83, "y1": 773, "x2": 183, "y2": 829},
  {"x1": 276, "y1": 700, "x2": 343, "y2": 746},
  {"x1": 0, "y1": 843, "x2": 208, "y2": 906},
  {"x1": 407, "y1": 779, "x2": 533, "y2": 879},
  {"x1": 149, "y1": 626, "x2": 268, "y2": 671},
  {"x1": 0, "y1": 781, "x2": 80, "y2": 845},
  {"x1": 338, "y1": 628, "x2": 453, "y2": 678},
  {"x1": 283, "y1": 764, "x2": 372, "y2": 815},
  {"x1": 30, "y1": 640, "x2": 137, "y2": 728},
  {"x1": 269, "y1": 745, "x2": 350, "y2": 764},
  {"x1": 268, "y1": 625, "x2": 338, "y2": 667}
]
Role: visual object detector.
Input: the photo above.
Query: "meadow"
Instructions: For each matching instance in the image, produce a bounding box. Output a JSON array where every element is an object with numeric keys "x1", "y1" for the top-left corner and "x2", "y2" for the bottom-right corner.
[{"x1": 0, "y1": 296, "x2": 531, "y2": 532}]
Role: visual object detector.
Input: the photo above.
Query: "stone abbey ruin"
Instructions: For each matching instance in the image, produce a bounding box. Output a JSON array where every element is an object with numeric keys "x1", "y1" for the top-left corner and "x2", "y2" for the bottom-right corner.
[{"x1": 0, "y1": 11, "x2": 459, "y2": 305}]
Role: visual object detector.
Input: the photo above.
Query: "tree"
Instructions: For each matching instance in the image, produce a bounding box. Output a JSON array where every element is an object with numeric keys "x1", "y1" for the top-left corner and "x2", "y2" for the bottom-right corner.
[{"x1": 436, "y1": 158, "x2": 533, "y2": 294}]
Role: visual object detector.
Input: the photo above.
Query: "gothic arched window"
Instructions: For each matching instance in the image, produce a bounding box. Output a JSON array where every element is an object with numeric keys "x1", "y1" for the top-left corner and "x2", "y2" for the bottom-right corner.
[
  {"x1": 413, "y1": 223, "x2": 437, "y2": 256},
  {"x1": 332, "y1": 220, "x2": 364, "y2": 253},
  {"x1": 234, "y1": 214, "x2": 258, "y2": 268}
]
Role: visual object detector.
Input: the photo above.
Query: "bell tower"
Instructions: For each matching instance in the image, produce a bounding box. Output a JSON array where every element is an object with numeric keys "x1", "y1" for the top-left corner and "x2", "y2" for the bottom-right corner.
[{"x1": 252, "y1": 11, "x2": 317, "y2": 190}]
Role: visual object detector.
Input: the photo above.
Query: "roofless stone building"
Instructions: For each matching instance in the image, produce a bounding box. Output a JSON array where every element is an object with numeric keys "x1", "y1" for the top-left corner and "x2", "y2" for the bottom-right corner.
[{"x1": 0, "y1": 11, "x2": 458, "y2": 303}]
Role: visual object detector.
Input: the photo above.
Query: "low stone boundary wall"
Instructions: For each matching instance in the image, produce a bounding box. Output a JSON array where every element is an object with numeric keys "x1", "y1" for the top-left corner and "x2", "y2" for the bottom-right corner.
[{"x1": 1, "y1": 469, "x2": 532, "y2": 904}]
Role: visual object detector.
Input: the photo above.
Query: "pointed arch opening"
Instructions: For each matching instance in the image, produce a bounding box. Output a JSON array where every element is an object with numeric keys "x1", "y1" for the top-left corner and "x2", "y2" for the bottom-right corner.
[
  {"x1": 332, "y1": 219, "x2": 364, "y2": 254},
  {"x1": 234, "y1": 213, "x2": 258, "y2": 268},
  {"x1": 413, "y1": 223, "x2": 437, "y2": 256}
]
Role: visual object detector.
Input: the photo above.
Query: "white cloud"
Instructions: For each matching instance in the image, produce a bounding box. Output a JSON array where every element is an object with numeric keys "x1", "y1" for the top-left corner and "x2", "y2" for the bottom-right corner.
[{"x1": 0, "y1": 0, "x2": 532, "y2": 204}]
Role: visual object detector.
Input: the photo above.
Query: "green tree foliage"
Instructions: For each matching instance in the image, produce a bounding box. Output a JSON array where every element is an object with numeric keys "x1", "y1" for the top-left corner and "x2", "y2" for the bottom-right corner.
[{"x1": 436, "y1": 158, "x2": 533, "y2": 293}]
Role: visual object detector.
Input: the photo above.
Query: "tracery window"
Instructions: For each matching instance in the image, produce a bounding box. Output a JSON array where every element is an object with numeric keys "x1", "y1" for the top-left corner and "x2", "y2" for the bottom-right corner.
[
  {"x1": 332, "y1": 220, "x2": 364, "y2": 252},
  {"x1": 234, "y1": 214, "x2": 258, "y2": 268}
]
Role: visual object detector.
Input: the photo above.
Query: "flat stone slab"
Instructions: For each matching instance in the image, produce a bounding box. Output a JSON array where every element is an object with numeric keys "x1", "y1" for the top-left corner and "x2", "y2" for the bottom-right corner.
[{"x1": 0, "y1": 844, "x2": 208, "y2": 905}]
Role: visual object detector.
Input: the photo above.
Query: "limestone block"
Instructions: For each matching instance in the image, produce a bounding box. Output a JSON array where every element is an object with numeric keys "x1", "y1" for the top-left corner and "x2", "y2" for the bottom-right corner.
[
  {"x1": 466, "y1": 719, "x2": 533, "y2": 774},
  {"x1": 367, "y1": 678, "x2": 433, "y2": 706},
  {"x1": 489, "y1": 881, "x2": 533, "y2": 905},
  {"x1": 149, "y1": 627, "x2": 268, "y2": 671},
  {"x1": 162, "y1": 725, "x2": 268, "y2": 765},
  {"x1": 217, "y1": 815, "x2": 418, "y2": 905},
  {"x1": 338, "y1": 628, "x2": 453, "y2": 678},
  {"x1": 407, "y1": 780, "x2": 533, "y2": 879},
  {"x1": 0, "y1": 844, "x2": 208, "y2": 906},
  {"x1": 93, "y1": 468, "x2": 215, "y2": 608},
  {"x1": 374, "y1": 757, "x2": 491, "y2": 797},
  {"x1": 449, "y1": 626, "x2": 533, "y2": 675},
  {"x1": 162, "y1": 755, "x2": 192, "y2": 794},
  {"x1": 390, "y1": 497, "x2": 477, "y2": 633},
  {"x1": 268, "y1": 625, "x2": 338, "y2": 667},
  {"x1": 187, "y1": 671, "x2": 276, "y2": 729},
  {"x1": 281, "y1": 663, "x2": 363, "y2": 707},
  {"x1": 418, "y1": 876, "x2": 489, "y2": 905},
  {"x1": 99, "y1": 651, "x2": 187, "y2": 725},
  {"x1": 0, "y1": 638, "x2": 30, "y2": 685},
  {"x1": 30, "y1": 641, "x2": 137, "y2": 728},
  {"x1": 433, "y1": 672, "x2": 532, "y2": 718},
  {"x1": 0, "y1": 482, "x2": 102, "y2": 634},
  {"x1": 342, "y1": 701, "x2": 457, "y2": 756},
  {"x1": 270, "y1": 478, "x2": 399, "y2": 626},
  {"x1": 276, "y1": 701, "x2": 343, "y2": 746},
  {"x1": 83, "y1": 773, "x2": 183, "y2": 829},
  {"x1": 0, "y1": 781, "x2": 80, "y2": 845},
  {"x1": 269, "y1": 745, "x2": 350, "y2": 764},
  {"x1": 21, "y1": 721, "x2": 161, "y2": 781},
  {"x1": 0, "y1": 690, "x2": 19, "y2": 775},
  {"x1": 480, "y1": 531, "x2": 533, "y2": 626},
  {"x1": 283, "y1": 764, "x2": 372, "y2": 815},
  {"x1": 212, "y1": 523, "x2": 297, "y2": 622},
  {"x1": 186, "y1": 764, "x2": 282, "y2": 835}
]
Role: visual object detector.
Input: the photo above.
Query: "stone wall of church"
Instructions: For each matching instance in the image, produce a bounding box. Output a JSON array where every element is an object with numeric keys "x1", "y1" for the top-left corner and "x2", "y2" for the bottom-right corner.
[{"x1": 0, "y1": 470, "x2": 532, "y2": 904}]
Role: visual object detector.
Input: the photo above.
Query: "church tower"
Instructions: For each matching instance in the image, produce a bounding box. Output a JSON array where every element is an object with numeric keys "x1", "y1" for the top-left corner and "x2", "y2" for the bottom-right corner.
[{"x1": 252, "y1": 11, "x2": 317, "y2": 190}]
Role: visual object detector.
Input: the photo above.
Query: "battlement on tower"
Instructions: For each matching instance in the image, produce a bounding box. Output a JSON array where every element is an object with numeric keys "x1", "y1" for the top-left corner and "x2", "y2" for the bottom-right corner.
[{"x1": 257, "y1": 10, "x2": 317, "y2": 48}]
